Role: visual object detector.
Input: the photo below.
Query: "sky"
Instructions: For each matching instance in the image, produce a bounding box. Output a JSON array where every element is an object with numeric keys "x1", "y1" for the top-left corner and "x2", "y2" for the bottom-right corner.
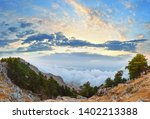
[{"x1": 0, "y1": 0, "x2": 150, "y2": 86}]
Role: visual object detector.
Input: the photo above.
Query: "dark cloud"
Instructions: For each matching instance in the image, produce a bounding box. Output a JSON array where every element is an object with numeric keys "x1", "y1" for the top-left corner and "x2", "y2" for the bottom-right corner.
[
  {"x1": 20, "y1": 22, "x2": 33, "y2": 28},
  {"x1": 0, "y1": 31, "x2": 8, "y2": 38},
  {"x1": 0, "y1": 20, "x2": 37, "y2": 48},
  {"x1": 0, "y1": 41, "x2": 8, "y2": 47},
  {"x1": 103, "y1": 39, "x2": 148, "y2": 52},
  {"x1": 22, "y1": 32, "x2": 99, "y2": 46},
  {"x1": 21, "y1": 32, "x2": 148, "y2": 52},
  {"x1": 0, "y1": 21, "x2": 9, "y2": 27},
  {"x1": 8, "y1": 27, "x2": 18, "y2": 32},
  {"x1": 16, "y1": 30, "x2": 36, "y2": 38},
  {"x1": 61, "y1": 39, "x2": 99, "y2": 47},
  {"x1": 0, "y1": 18, "x2": 148, "y2": 53},
  {"x1": 0, "y1": 39, "x2": 19, "y2": 47},
  {"x1": 17, "y1": 42, "x2": 52, "y2": 52},
  {"x1": 23, "y1": 34, "x2": 55, "y2": 43}
]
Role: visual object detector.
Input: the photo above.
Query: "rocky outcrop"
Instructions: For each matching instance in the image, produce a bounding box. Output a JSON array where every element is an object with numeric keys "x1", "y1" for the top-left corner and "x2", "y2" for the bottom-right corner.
[
  {"x1": 0, "y1": 62, "x2": 40, "y2": 102},
  {"x1": 43, "y1": 73, "x2": 66, "y2": 86}
]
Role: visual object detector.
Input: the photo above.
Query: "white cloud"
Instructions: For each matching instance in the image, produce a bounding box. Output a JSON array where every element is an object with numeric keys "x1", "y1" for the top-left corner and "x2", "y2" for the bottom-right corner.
[
  {"x1": 46, "y1": 67, "x2": 116, "y2": 86},
  {"x1": 21, "y1": 53, "x2": 130, "y2": 86},
  {"x1": 0, "y1": 52, "x2": 130, "y2": 86},
  {"x1": 128, "y1": 17, "x2": 134, "y2": 24},
  {"x1": 34, "y1": 65, "x2": 128, "y2": 86},
  {"x1": 137, "y1": 34, "x2": 145, "y2": 39},
  {"x1": 144, "y1": 23, "x2": 150, "y2": 30},
  {"x1": 118, "y1": 0, "x2": 134, "y2": 10},
  {"x1": 65, "y1": 0, "x2": 127, "y2": 42}
]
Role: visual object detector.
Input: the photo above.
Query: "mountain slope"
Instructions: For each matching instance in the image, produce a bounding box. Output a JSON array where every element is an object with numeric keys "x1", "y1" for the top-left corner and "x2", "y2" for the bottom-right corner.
[
  {"x1": 19, "y1": 58, "x2": 66, "y2": 86},
  {"x1": 0, "y1": 57, "x2": 77, "y2": 101},
  {"x1": 85, "y1": 72, "x2": 150, "y2": 102},
  {"x1": 0, "y1": 62, "x2": 40, "y2": 101}
]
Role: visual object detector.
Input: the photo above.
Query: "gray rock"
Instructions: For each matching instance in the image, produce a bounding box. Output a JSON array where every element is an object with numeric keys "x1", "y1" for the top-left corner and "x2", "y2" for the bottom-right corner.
[
  {"x1": 136, "y1": 99, "x2": 144, "y2": 102},
  {"x1": 77, "y1": 95, "x2": 87, "y2": 99},
  {"x1": 10, "y1": 92, "x2": 23, "y2": 102}
]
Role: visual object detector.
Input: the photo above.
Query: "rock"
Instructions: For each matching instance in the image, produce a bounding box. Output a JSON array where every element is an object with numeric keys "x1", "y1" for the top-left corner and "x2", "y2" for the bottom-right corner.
[
  {"x1": 136, "y1": 99, "x2": 144, "y2": 102},
  {"x1": 61, "y1": 96, "x2": 78, "y2": 102},
  {"x1": 10, "y1": 92, "x2": 23, "y2": 102},
  {"x1": 97, "y1": 88, "x2": 108, "y2": 96},
  {"x1": 77, "y1": 95, "x2": 87, "y2": 99},
  {"x1": 56, "y1": 96, "x2": 63, "y2": 100},
  {"x1": 44, "y1": 73, "x2": 66, "y2": 86}
]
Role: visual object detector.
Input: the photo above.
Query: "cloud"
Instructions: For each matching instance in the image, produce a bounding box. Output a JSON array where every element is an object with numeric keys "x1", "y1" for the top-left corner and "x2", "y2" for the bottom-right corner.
[
  {"x1": 0, "y1": 51, "x2": 129, "y2": 86},
  {"x1": 0, "y1": 41, "x2": 9, "y2": 47},
  {"x1": 17, "y1": 42, "x2": 52, "y2": 52},
  {"x1": 45, "y1": 67, "x2": 117, "y2": 86},
  {"x1": 0, "y1": 22, "x2": 147, "y2": 54},
  {"x1": 118, "y1": 0, "x2": 135, "y2": 10},
  {"x1": 25, "y1": 53, "x2": 130, "y2": 86},
  {"x1": 0, "y1": 19, "x2": 37, "y2": 49},
  {"x1": 32, "y1": 53, "x2": 131, "y2": 71},
  {"x1": 20, "y1": 22, "x2": 33, "y2": 28},
  {"x1": 128, "y1": 17, "x2": 134, "y2": 24},
  {"x1": 137, "y1": 34, "x2": 145, "y2": 39},
  {"x1": 16, "y1": 30, "x2": 36, "y2": 38},
  {"x1": 63, "y1": 0, "x2": 127, "y2": 42},
  {"x1": 144, "y1": 22, "x2": 150, "y2": 30},
  {"x1": 124, "y1": 2, "x2": 134, "y2": 9},
  {"x1": 22, "y1": 32, "x2": 99, "y2": 46},
  {"x1": 0, "y1": 39, "x2": 19, "y2": 47},
  {"x1": 0, "y1": 0, "x2": 149, "y2": 45},
  {"x1": 20, "y1": 32, "x2": 147, "y2": 53},
  {"x1": 104, "y1": 40, "x2": 137, "y2": 52},
  {"x1": 8, "y1": 27, "x2": 18, "y2": 32},
  {"x1": 52, "y1": 3, "x2": 60, "y2": 10}
]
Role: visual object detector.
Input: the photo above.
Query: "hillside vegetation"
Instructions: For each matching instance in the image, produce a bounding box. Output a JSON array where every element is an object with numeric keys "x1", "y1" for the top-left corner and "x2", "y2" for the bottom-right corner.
[
  {"x1": 84, "y1": 72, "x2": 150, "y2": 102},
  {"x1": 1, "y1": 57, "x2": 77, "y2": 99},
  {"x1": 83, "y1": 54, "x2": 150, "y2": 102}
]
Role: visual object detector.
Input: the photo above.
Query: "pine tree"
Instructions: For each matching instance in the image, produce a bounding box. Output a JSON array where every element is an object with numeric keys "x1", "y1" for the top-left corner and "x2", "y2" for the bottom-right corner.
[{"x1": 126, "y1": 54, "x2": 148, "y2": 79}]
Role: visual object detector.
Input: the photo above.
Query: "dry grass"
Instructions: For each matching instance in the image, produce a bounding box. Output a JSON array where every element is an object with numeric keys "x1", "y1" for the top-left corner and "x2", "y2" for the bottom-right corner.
[{"x1": 85, "y1": 72, "x2": 150, "y2": 102}]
